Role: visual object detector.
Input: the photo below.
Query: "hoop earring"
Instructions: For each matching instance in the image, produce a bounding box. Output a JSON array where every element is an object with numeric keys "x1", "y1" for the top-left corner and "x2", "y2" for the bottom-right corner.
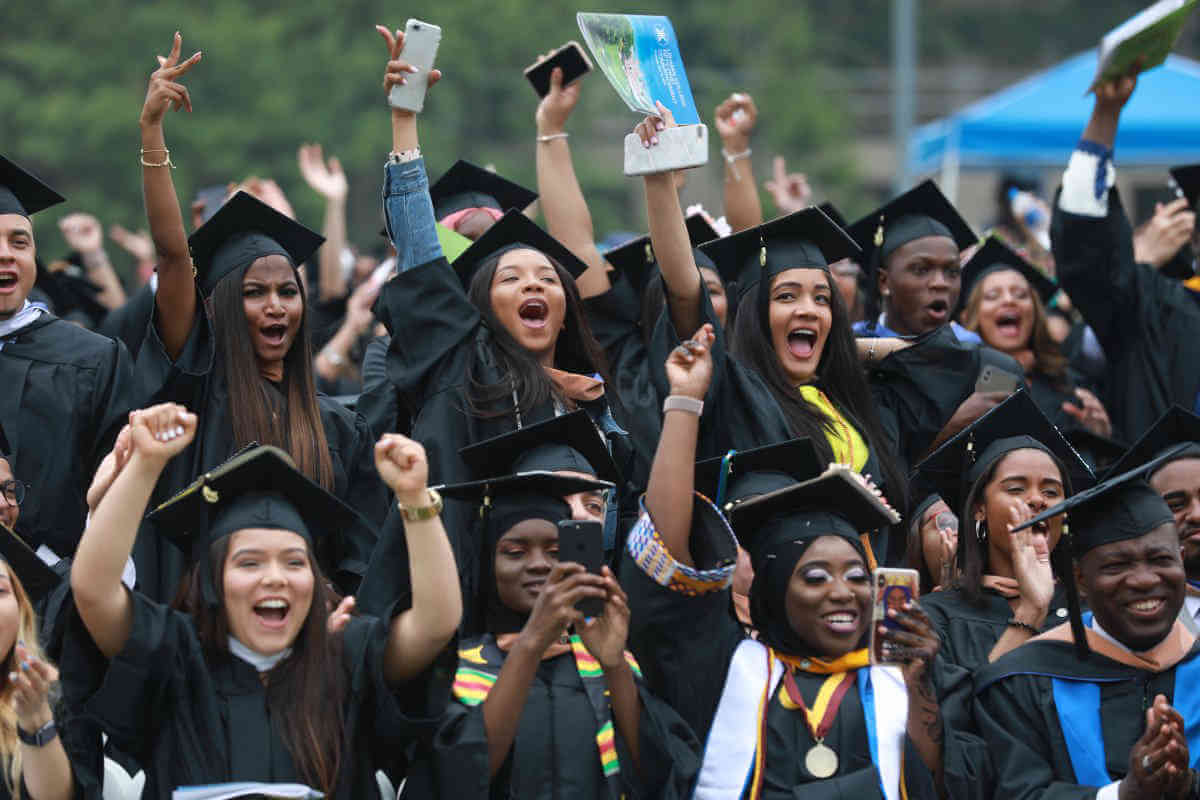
[{"x1": 976, "y1": 520, "x2": 987, "y2": 542}]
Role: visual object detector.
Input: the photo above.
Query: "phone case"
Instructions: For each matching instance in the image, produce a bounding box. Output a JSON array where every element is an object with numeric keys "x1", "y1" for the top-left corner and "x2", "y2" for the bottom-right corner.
[
  {"x1": 558, "y1": 521, "x2": 605, "y2": 618},
  {"x1": 870, "y1": 568, "x2": 920, "y2": 665},
  {"x1": 623, "y1": 124, "x2": 709, "y2": 176},
  {"x1": 525, "y1": 41, "x2": 593, "y2": 98},
  {"x1": 387, "y1": 19, "x2": 442, "y2": 113},
  {"x1": 974, "y1": 365, "x2": 1021, "y2": 396}
]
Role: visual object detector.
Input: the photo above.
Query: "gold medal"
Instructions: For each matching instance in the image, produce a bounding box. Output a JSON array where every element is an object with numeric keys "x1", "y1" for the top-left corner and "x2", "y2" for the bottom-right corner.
[{"x1": 805, "y1": 741, "x2": 839, "y2": 778}]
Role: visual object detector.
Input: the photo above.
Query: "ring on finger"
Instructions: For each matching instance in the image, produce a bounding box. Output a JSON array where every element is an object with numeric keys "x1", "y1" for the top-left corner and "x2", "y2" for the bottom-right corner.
[{"x1": 1142, "y1": 754, "x2": 1153, "y2": 771}]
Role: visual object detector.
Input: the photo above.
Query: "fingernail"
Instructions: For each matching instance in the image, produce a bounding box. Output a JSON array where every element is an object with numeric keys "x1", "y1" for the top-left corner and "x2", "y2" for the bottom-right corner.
[
  {"x1": 408, "y1": 65, "x2": 419, "y2": 73},
  {"x1": 7, "y1": 673, "x2": 14, "y2": 682},
  {"x1": 655, "y1": 122, "x2": 665, "y2": 131},
  {"x1": 651, "y1": 136, "x2": 659, "y2": 146}
]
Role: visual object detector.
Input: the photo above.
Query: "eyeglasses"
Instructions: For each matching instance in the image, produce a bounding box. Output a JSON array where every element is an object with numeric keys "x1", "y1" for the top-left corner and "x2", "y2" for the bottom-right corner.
[{"x1": 0, "y1": 480, "x2": 26, "y2": 507}]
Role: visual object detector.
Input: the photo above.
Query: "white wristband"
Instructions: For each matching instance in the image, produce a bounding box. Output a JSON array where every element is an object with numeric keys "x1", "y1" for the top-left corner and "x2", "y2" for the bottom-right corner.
[
  {"x1": 537, "y1": 132, "x2": 570, "y2": 143},
  {"x1": 663, "y1": 395, "x2": 704, "y2": 416},
  {"x1": 721, "y1": 147, "x2": 752, "y2": 164}
]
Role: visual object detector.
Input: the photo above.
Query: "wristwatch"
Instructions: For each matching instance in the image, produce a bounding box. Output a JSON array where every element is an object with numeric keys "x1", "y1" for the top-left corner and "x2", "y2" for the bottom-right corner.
[
  {"x1": 397, "y1": 487, "x2": 443, "y2": 522},
  {"x1": 17, "y1": 720, "x2": 57, "y2": 748}
]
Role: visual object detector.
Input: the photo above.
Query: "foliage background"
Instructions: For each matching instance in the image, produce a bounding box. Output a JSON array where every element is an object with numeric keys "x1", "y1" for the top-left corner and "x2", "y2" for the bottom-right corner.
[{"x1": 2, "y1": 0, "x2": 1196, "y2": 278}]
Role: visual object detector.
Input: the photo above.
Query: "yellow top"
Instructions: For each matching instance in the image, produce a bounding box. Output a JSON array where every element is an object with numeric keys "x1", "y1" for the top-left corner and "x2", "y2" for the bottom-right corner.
[{"x1": 797, "y1": 385, "x2": 869, "y2": 472}]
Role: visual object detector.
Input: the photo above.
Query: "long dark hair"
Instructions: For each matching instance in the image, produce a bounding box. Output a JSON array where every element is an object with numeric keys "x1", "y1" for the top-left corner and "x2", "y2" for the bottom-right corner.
[
  {"x1": 464, "y1": 250, "x2": 614, "y2": 418},
  {"x1": 173, "y1": 535, "x2": 346, "y2": 796},
  {"x1": 729, "y1": 268, "x2": 908, "y2": 511},
  {"x1": 961, "y1": 279, "x2": 1070, "y2": 388},
  {"x1": 954, "y1": 447, "x2": 1075, "y2": 608},
  {"x1": 208, "y1": 261, "x2": 335, "y2": 490}
]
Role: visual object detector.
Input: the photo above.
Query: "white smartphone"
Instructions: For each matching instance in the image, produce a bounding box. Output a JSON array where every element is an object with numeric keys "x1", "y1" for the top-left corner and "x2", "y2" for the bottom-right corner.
[
  {"x1": 387, "y1": 19, "x2": 442, "y2": 113},
  {"x1": 623, "y1": 124, "x2": 710, "y2": 177}
]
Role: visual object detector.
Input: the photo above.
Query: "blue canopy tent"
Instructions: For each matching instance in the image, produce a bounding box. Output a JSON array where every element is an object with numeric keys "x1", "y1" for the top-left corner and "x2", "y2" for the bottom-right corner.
[{"x1": 909, "y1": 51, "x2": 1200, "y2": 185}]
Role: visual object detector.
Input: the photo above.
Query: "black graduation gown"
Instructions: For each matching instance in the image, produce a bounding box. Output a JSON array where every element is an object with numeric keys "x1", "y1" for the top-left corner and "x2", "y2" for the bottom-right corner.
[
  {"x1": 61, "y1": 591, "x2": 451, "y2": 800},
  {"x1": 404, "y1": 633, "x2": 700, "y2": 799},
  {"x1": 357, "y1": 334, "x2": 410, "y2": 439},
  {"x1": 131, "y1": 310, "x2": 385, "y2": 601},
  {"x1": 97, "y1": 283, "x2": 156, "y2": 361},
  {"x1": 356, "y1": 258, "x2": 632, "y2": 623},
  {"x1": 974, "y1": 635, "x2": 1200, "y2": 799},
  {"x1": 1052, "y1": 190, "x2": 1200, "y2": 443},
  {"x1": 0, "y1": 313, "x2": 134, "y2": 555},
  {"x1": 620, "y1": 508, "x2": 965, "y2": 800}
]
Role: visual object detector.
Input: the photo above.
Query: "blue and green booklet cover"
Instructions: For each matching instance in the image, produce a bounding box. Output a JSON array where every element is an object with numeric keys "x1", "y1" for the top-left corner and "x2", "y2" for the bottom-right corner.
[{"x1": 576, "y1": 13, "x2": 700, "y2": 125}]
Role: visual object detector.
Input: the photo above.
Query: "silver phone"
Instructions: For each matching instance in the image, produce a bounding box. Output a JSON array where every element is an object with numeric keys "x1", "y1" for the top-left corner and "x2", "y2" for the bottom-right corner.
[
  {"x1": 974, "y1": 365, "x2": 1022, "y2": 396},
  {"x1": 623, "y1": 124, "x2": 709, "y2": 177},
  {"x1": 387, "y1": 19, "x2": 442, "y2": 113}
]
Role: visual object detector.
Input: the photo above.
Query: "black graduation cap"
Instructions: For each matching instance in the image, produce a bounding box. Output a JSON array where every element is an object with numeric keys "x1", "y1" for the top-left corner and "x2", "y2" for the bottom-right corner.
[
  {"x1": 1065, "y1": 428, "x2": 1130, "y2": 476},
  {"x1": 697, "y1": 206, "x2": 861, "y2": 301},
  {"x1": 147, "y1": 445, "x2": 370, "y2": 601},
  {"x1": 187, "y1": 191, "x2": 325, "y2": 297},
  {"x1": 430, "y1": 160, "x2": 538, "y2": 220},
  {"x1": 1169, "y1": 164, "x2": 1200, "y2": 209},
  {"x1": 694, "y1": 437, "x2": 823, "y2": 508},
  {"x1": 914, "y1": 389, "x2": 1094, "y2": 512},
  {"x1": 458, "y1": 409, "x2": 621, "y2": 484},
  {"x1": 0, "y1": 522, "x2": 61, "y2": 606},
  {"x1": 959, "y1": 236, "x2": 1058, "y2": 307},
  {"x1": 1104, "y1": 406, "x2": 1200, "y2": 480},
  {"x1": 602, "y1": 213, "x2": 723, "y2": 294},
  {"x1": 0, "y1": 418, "x2": 10, "y2": 459},
  {"x1": 35, "y1": 258, "x2": 108, "y2": 326},
  {"x1": 434, "y1": 470, "x2": 613, "y2": 505},
  {"x1": 726, "y1": 466, "x2": 900, "y2": 568},
  {"x1": 0, "y1": 155, "x2": 65, "y2": 218},
  {"x1": 452, "y1": 209, "x2": 589, "y2": 288},
  {"x1": 846, "y1": 180, "x2": 976, "y2": 279},
  {"x1": 817, "y1": 202, "x2": 848, "y2": 229},
  {"x1": 685, "y1": 213, "x2": 721, "y2": 248}
]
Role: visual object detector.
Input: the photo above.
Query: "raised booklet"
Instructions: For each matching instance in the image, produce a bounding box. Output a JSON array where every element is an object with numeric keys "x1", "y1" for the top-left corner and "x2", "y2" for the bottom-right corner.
[
  {"x1": 1090, "y1": 0, "x2": 1198, "y2": 91},
  {"x1": 172, "y1": 783, "x2": 323, "y2": 800}
]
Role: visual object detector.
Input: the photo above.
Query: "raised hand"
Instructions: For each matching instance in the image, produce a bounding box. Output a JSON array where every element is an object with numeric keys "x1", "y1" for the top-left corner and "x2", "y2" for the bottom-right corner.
[
  {"x1": 577, "y1": 566, "x2": 631, "y2": 670},
  {"x1": 879, "y1": 599, "x2": 941, "y2": 688},
  {"x1": 1061, "y1": 387, "x2": 1113, "y2": 438},
  {"x1": 633, "y1": 100, "x2": 677, "y2": 148},
  {"x1": 233, "y1": 177, "x2": 295, "y2": 220},
  {"x1": 108, "y1": 224, "x2": 155, "y2": 263},
  {"x1": 714, "y1": 92, "x2": 758, "y2": 152},
  {"x1": 344, "y1": 277, "x2": 381, "y2": 337},
  {"x1": 140, "y1": 32, "x2": 202, "y2": 127},
  {"x1": 376, "y1": 24, "x2": 442, "y2": 107},
  {"x1": 327, "y1": 595, "x2": 355, "y2": 635},
  {"x1": 9, "y1": 643, "x2": 58, "y2": 734},
  {"x1": 536, "y1": 62, "x2": 582, "y2": 136},
  {"x1": 665, "y1": 324, "x2": 716, "y2": 401},
  {"x1": 1134, "y1": 197, "x2": 1196, "y2": 268},
  {"x1": 57, "y1": 213, "x2": 104, "y2": 255},
  {"x1": 87, "y1": 425, "x2": 133, "y2": 513},
  {"x1": 764, "y1": 155, "x2": 812, "y2": 215},
  {"x1": 374, "y1": 434, "x2": 430, "y2": 506},
  {"x1": 521, "y1": 562, "x2": 607, "y2": 653},
  {"x1": 297, "y1": 144, "x2": 348, "y2": 201},
  {"x1": 128, "y1": 403, "x2": 198, "y2": 464},
  {"x1": 1007, "y1": 498, "x2": 1054, "y2": 623}
]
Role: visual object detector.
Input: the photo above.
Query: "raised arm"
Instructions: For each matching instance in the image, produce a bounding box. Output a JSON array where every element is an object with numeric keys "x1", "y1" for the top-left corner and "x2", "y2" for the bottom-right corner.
[
  {"x1": 57, "y1": 213, "x2": 127, "y2": 310},
  {"x1": 534, "y1": 63, "x2": 610, "y2": 298},
  {"x1": 71, "y1": 403, "x2": 197, "y2": 659},
  {"x1": 713, "y1": 93, "x2": 763, "y2": 233},
  {"x1": 643, "y1": 324, "x2": 714, "y2": 565},
  {"x1": 140, "y1": 33, "x2": 203, "y2": 359},
  {"x1": 635, "y1": 104, "x2": 705, "y2": 337},
  {"x1": 373, "y1": 434, "x2": 461, "y2": 685},
  {"x1": 298, "y1": 144, "x2": 350, "y2": 303}
]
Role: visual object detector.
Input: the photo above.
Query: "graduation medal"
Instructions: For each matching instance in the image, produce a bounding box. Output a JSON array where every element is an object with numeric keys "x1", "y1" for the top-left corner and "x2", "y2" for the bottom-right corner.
[{"x1": 780, "y1": 669, "x2": 857, "y2": 780}]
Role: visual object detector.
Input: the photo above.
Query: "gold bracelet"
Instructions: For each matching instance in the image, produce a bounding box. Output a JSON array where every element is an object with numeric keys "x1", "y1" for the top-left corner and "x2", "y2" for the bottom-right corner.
[
  {"x1": 537, "y1": 132, "x2": 569, "y2": 143},
  {"x1": 139, "y1": 147, "x2": 174, "y2": 169},
  {"x1": 397, "y1": 488, "x2": 443, "y2": 523}
]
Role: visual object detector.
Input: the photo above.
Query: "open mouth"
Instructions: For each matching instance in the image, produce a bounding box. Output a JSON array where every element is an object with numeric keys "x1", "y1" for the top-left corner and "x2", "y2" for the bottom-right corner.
[
  {"x1": 925, "y1": 299, "x2": 949, "y2": 321},
  {"x1": 1032, "y1": 519, "x2": 1049, "y2": 535},
  {"x1": 0, "y1": 272, "x2": 18, "y2": 292},
  {"x1": 821, "y1": 610, "x2": 859, "y2": 634},
  {"x1": 1125, "y1": 597, "x2": 1166, "y2": 618},
  {"x1": 518, "y1": 298, "x2": 549, "y2": 329},
  {"x1": 787, "y1": 327, "x2": 818, "y2": 359},
  {"x1": 253, "y1": 598, "x2": 290, "y2": 629},
  {"x1": 994, "y1": 311, "x2": 1022, "y2": 337},
  {"x1": 259, "y1": 323, "x2": 288, "y2": 347}
]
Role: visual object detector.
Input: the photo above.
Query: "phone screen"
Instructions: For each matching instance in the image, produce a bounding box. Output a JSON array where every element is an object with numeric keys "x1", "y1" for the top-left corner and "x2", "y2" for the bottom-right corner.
[
  {"x1": 526, "y1": 43, "x2": 592, "y2": 98},
  {"x1": 870, "y1": 568, "x2": 919, "y2": 665}
]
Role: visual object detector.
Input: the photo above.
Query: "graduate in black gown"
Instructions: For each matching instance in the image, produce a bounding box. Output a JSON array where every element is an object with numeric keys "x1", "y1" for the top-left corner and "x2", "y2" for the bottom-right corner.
[
  {"x1": 0, "y1": 156, "x2": 134, "y2": 559},
  {"x1": 404, "y1": 471, "x2": 700, "y2": 799},
  {"x1": 974, "y1": 464, "x2": 1200, "y2": 800},
  {"x1": 1051, "y1": 70, "x2": 1200, "y2": 443},
  {"x1": 957, "y1": 236, "x2": 1119, "y2": 468},
  {"x1": 1106, "y1": 406, "x2": 1200, "y2": 634},
  {"x1": 130, "y1": 40, "x2": 384, "y2": 601},
  {"x1": 65, "y1": 401, "x2": 461, "y2": 800},
  {"x1": 0, "y1": 522, "x2": 99, "y2": 800},
  {"x1": 622, "y1": 327, "x2": 981, "y2": 799}
]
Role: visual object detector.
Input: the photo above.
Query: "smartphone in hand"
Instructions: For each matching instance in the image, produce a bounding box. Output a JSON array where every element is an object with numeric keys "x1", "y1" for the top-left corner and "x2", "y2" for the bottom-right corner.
[
  {"x1": 525, "y1": 41, "x2": 593, "y2": 98},
  {"x1": 975, "y1": 365, "x2": 1022, "y2": 396},
  {"x1": 870, "y1": 567, "x2": 920, "y2": 665},
  {"x1": 557, "y1": 520, "x2": 605, "y2": 618},
  {"x1": 388, "y1": 19, "x2": 442, "y2": 113}
]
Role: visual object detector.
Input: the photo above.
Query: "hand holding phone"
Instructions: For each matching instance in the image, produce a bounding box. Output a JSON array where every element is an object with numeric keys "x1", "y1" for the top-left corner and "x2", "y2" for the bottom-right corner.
[
  {"x1": 557, "y1": 520, "x2": 605, "y2": 618},
  {"x1": 870, "y1": 568, "x2": 920, "y2": 665},
  {"x1": 526, "y1": 42, "x2": 592, "y2": 98},
  {"x1": 974, "y1": 365, "x2": 1022, "y2": 396},
  {"x1": 386, "y1": 19, "x2": 442, "y2": 113}
]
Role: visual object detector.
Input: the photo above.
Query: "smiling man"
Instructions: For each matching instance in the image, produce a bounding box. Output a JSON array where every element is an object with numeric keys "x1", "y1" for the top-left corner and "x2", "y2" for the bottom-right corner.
[
  {"x1": 0, "y1": 156, "x2": 134, "y2": 557},
  {"x1": 975, "y1": 466, "x2": 1200, "y2": 800}
]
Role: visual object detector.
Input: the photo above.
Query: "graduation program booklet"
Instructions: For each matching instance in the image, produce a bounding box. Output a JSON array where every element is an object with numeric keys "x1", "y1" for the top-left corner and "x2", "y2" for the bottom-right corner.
[
  {"x1": 172, "y1": 783, "x2": 323, "y2": 800},
  {"x1": 576, "y1": 13, "x2": 701, "y2": 125},
  {"x1": 1090, "y1": 0, "x2": 1198, "y2": 91}
]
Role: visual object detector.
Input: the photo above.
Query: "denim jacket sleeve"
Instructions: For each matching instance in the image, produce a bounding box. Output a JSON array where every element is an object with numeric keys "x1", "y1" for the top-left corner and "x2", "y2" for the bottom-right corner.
[{"x1": 383, "y1": 157, "x2": 444, "y2": 272}]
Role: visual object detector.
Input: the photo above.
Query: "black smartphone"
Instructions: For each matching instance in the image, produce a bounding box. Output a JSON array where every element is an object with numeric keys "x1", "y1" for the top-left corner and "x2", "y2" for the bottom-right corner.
[
  {"x1": 193, "y1": 185, "x2": 229, "y2": 225},
  {"x1": 524, "y1": 41, "x2": 593, "y2": 98},
  {"x1": 556, "y1": 519, "x2": 605, "y2": 618}
]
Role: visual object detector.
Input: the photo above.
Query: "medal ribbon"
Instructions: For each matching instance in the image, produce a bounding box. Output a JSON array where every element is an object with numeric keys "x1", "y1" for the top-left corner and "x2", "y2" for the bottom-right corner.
[{"x1": 780, "y1": 669, "x2": 857, "y2": 743}]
